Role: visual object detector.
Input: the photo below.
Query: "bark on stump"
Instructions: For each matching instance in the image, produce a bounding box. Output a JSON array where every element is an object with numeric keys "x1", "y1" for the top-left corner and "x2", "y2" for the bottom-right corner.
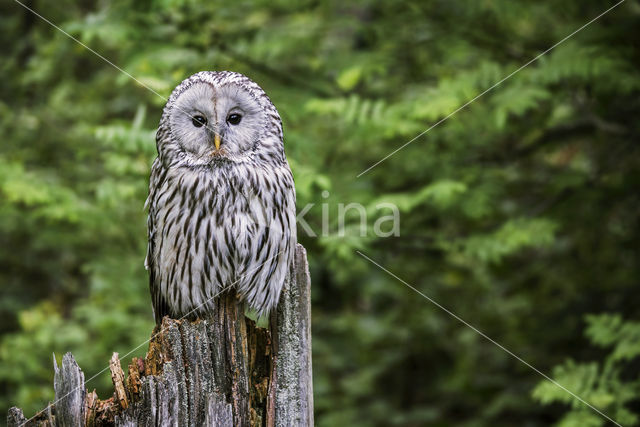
[{"x1": 8, "y1": 244, "x2": 313, "y2": 427}]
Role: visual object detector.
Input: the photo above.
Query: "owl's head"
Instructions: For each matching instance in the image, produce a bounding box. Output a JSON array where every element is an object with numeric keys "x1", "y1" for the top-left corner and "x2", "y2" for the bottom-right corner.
[{"x1": 159, "y1": 71, "x2": 284, "y2": 165}]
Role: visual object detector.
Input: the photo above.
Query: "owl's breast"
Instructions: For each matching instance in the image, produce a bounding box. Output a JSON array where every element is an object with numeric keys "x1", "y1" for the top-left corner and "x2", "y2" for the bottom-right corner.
[{"x1": 149, "y1": 162, "x2": 294, "y2": 317}]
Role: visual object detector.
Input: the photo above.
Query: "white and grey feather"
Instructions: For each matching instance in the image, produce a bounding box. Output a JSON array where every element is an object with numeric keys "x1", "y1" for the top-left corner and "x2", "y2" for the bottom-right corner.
[{"x1": 146, "y1": 71, "x2": 296, "y2": 323}]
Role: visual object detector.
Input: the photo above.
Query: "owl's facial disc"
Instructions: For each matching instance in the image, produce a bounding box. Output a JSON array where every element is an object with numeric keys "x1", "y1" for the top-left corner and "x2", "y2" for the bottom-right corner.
[{"x1": 169, "y1": 81, "x2": 265, "y2": 163}]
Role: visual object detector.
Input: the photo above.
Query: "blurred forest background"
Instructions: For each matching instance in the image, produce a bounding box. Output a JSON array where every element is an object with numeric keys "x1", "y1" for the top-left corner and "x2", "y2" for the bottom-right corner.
[{"x1": 1, "y1": 0, "x2": 639, "y2": 425}]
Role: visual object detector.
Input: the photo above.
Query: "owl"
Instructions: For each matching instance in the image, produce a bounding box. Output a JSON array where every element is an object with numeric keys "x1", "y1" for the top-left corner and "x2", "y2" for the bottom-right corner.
[{"x1": 145, "y1": 71, "x2": 297, "y2": 324}]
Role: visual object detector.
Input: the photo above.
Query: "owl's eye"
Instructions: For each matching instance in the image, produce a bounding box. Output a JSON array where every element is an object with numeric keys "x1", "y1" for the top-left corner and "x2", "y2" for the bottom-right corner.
[
  {"x1": 192, "y1": 115, "x2": 207, "y2": 127},
  {"x1": 227, "y1": 113, "x2": 242, "y2": 125}
]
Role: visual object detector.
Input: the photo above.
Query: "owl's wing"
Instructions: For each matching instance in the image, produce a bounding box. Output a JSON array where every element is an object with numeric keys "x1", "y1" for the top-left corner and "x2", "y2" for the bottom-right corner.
[{"x1": 146, "y1": 158, "x2": 171, "y2": 324}]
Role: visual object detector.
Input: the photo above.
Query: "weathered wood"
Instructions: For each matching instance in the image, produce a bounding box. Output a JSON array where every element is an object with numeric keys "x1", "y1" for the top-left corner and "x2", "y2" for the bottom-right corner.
[
  {"x1": 272, "y1": 245, "x2": 314, "y2": 426},
  {"x1": 8, "y1": 244, "x2": 313, "y2": 427},
  {"x1": 109, "y1": 354, "x2": 128, "y2": 410},
  {"x1": 54, "y1": 353, "x2": 86, "y2": 426},
  {"x1": 7, "y1": 407, "x2": 28, "y2": 427}
]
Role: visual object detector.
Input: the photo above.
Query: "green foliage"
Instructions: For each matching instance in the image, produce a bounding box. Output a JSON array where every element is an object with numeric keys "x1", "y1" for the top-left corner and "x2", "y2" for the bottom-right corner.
[
  {"x1": 454, "y1": 218, "x2": 558, "y2": 264},
  {"x1": 533, "y1": 314, "x2": 640, "y2": 426},
  {"x1": 1, "y1": 0, "x2": 639, "y2": 425}
]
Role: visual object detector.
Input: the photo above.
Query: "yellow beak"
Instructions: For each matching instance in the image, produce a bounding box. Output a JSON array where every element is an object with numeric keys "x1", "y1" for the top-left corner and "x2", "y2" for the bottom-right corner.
[{"x1": 214, "y1": 134, "x2": 221, "y2": 150}]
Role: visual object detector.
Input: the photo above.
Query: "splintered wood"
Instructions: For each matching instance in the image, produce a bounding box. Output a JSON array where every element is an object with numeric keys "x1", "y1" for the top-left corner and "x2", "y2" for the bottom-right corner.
[
  {"x1": 109, "y1": 353, "x2": 128, "y2": 410},
  {"x1": 7, "y1": 244, "x2": 313, "y2": 426}
]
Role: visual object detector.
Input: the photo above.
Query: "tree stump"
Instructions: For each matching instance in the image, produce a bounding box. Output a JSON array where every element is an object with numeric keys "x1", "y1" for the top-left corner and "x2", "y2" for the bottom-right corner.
[{"x1": 8, "y1": 244, "x2": 313, "y2": 426}]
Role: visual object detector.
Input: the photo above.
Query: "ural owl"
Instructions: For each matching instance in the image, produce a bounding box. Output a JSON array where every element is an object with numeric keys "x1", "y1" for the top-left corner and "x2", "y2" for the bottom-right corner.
[{"x1": 146, "y1": 71, "x2": 296, "y2": 323}]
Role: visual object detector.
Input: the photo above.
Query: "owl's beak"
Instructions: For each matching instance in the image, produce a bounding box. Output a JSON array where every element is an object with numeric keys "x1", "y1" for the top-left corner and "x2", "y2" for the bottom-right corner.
[{"x1": 214, "y1": 134, "x2": 222, "y2": 150}]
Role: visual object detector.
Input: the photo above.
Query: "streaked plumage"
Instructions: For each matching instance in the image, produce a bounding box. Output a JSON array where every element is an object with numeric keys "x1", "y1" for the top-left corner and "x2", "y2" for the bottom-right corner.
[{"x1": 146, "y1": 71, "x2": 296, "y2": 323}]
